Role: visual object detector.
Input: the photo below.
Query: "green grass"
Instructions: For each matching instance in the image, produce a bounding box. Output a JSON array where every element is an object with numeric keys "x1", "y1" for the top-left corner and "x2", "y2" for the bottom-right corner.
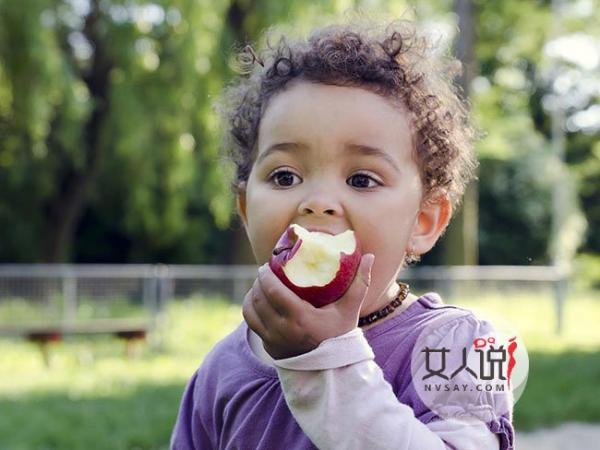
[
  {"x1": 1, "y1": 289, "x2": 599, "y2": 448},
  {"x1": 452, "y1": 290, "x2": 600, "y2": 353},
  {"x1": 0, "y1": 296, "x2": 149, "y2": 324},
  {"x1": 0, "y1": 296, "x2": 242, "y2": 450}
]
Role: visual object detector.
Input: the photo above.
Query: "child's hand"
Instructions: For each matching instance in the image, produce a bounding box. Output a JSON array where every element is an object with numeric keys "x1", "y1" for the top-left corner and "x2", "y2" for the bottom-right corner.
[{"x1": 243, "y1": 254, "x2": 375, "y2": 360}]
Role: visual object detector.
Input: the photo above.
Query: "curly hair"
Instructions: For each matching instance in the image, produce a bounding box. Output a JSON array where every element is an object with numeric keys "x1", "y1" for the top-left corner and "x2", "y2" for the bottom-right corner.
[{"x1": 215, "y1": 19, "x2": 478, "y2": 214}]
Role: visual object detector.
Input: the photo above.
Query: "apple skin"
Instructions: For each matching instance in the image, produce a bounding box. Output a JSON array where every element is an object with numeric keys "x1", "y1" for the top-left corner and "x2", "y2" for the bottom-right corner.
[{"x1": 268, "y1": 225, "x2": 362, "y2": 308}]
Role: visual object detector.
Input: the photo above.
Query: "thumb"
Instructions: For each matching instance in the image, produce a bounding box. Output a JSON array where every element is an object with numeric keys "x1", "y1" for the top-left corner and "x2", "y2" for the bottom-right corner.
[{"x1": 336, "y1": 253, "x2": 375, "y2": 313}]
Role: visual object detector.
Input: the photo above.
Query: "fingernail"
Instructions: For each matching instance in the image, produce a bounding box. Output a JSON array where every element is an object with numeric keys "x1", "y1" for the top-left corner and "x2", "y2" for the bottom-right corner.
[{"x1": 367, "y1": 253, "x2": 375, "y2": 267}]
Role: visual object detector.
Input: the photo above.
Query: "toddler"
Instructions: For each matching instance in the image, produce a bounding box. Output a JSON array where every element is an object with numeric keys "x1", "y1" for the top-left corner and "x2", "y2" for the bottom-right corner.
[{"x1": 171, "y1": 18, "x2": 514, "y2": 450}]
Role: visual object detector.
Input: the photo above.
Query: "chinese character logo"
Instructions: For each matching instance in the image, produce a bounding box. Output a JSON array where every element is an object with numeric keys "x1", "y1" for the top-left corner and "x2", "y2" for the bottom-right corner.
[{"x1": 411, "y1": 314, "x2": 529, "y2": 422}]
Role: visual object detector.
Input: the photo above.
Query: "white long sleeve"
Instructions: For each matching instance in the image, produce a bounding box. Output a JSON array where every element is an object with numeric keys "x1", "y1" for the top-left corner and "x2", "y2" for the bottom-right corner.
[{"x1": 249, "y1": 328, "x2": 501, "y2": 450}]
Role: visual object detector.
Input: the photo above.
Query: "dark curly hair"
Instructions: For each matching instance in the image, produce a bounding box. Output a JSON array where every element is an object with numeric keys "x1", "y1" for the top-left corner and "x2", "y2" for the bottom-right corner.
[{"x1": 215, "y1": 19, "x2": 478, "y2": 214}]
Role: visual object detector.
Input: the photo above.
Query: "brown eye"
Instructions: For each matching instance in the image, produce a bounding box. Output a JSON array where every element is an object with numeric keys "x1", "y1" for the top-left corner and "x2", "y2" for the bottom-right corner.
[
  {"x1": 269, "y1": 170, "x2": 300, "y2": 187},
  {"x1": 348, "y1": 172, "x2": 380, "y2": 189}
]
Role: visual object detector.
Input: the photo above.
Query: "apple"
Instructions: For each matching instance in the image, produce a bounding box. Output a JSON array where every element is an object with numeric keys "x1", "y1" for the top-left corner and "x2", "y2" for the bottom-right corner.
[{"x1": 268, "y1": 224, "x2": 362, "y2": 308}]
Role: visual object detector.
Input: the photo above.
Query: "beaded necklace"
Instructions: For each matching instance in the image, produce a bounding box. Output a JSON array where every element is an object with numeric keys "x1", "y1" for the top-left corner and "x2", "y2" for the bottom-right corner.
[{"x1": 358, "y1": 282, "x2": 410, "y2": 327}]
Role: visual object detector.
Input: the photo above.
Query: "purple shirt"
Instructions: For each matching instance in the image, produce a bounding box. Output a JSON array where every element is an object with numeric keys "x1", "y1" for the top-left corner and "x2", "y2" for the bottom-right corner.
[{"x1": 171, "y1": 293, "x2": 515, "y2": 449}]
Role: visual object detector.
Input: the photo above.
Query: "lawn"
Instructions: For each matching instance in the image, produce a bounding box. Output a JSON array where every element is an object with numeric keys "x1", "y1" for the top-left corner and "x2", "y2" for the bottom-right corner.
[
  {"x1": 1, "y1": 289, "x2": 599, "y2": 449},
  {"x1": 0, "y1": 296, "x2": 242, "y2": 450}
]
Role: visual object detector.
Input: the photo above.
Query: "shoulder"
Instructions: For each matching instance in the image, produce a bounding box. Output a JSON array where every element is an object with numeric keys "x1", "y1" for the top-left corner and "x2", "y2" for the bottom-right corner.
[
  {"x1": 368, "y1": 293, "x2": 486, "y2": 387},
  {"x1": 410, "y1": 295, "x2": 503, "y2": 358},
  {"x1": 415, "y1": 292, "x2": 474, "y2": 316},
  {"x1": 374, "y1": 293, "x2": 515, "y2": 447},
  {"x1": 413, "y1": 293, "x2": 495, "y2": 338},
  {"x1": 410, "y1": 299, "x2": 515, "y2": 438}
]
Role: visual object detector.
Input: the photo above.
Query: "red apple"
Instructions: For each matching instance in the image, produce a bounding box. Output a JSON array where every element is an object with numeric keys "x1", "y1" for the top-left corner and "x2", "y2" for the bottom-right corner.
[{"x1": 268, "y1": 224, "x2": 362, "y2": 308}]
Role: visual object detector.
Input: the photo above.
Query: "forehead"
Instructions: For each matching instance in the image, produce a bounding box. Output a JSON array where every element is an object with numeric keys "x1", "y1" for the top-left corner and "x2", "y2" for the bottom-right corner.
[{"x1": 257, "y1": 80, "x2": 414, "y2": 162}]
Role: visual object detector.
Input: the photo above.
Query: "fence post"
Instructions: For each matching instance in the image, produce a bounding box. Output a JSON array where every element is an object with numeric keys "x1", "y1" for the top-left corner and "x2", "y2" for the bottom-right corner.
[
  {"x1": 157, "y1": 264, "x2": 172, "y2": 310},
  {"x1": 142, "y1": 268, "x2": 152, "y2": 312},
  {"x1": 554, "y1": 276, "x2": 567, "y2": 335},
  {"x1": 62, "y1": 267, "x2": 77, "y2": 325}
]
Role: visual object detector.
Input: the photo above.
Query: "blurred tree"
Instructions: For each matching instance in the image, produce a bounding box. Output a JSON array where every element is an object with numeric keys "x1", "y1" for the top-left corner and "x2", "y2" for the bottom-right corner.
[
  {"x1": 471, "y1": 0, "x2": 594, "y2": 266},
  {"x1": 421, "y1": 0, "x2": 595, "y2": 267},
  {"x1": 0, "y1": 0, "x2": 596, "y2": 267},
  {"x1": 0, "y1": 0, "x2": 416, "y2": 264},
  {"x1": 540, "y1": 0, "x2": 599, "y2": 266},
  {"x1": 0, "y1": 0, "x2": 234, "y2": 262},
  {"x1": 470, "y1": 0, "x2": 558, "y2": 266}
]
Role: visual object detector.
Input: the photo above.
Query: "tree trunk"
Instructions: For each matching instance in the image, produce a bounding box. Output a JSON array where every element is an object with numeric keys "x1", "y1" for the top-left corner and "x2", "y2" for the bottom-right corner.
[
  {"x1": 222, "y1": 0, "x2": 260, "y2": 265},
  {"x1": 42, "y1": 0, "x2": 111, "y2": 262},
  {"x1": 442, "y1": 0, "x2": 479, "y2": 266},
  {"x1": 227, "y1": 217, "x2": 256, "y2": 264}
]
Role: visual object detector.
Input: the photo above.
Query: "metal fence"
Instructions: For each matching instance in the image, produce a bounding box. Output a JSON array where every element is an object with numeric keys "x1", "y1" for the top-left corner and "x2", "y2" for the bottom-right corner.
[{"x1": 0, "y1": 264, "x2": 569, "y2": 333}]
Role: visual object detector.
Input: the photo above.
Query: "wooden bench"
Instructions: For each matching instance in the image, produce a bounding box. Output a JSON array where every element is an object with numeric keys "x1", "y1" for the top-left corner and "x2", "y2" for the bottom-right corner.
[{"x1": 0, "y1": 318, "x2": 152, "y2": 365}]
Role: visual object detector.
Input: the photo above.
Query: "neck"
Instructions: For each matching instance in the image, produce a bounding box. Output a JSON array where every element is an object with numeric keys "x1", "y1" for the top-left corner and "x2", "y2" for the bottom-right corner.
[
  {"x1": 359, "y1": 282, "x2": 417, "y2": 331},
  {"x1": 361, "y1": 281, "x2": 400, "y2": 316}
]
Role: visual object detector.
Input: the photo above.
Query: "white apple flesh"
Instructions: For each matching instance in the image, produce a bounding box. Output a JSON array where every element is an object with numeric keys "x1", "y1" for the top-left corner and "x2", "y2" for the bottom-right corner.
[{"x1": 268, "y1": 224, "x2": 362, "y2": 307}]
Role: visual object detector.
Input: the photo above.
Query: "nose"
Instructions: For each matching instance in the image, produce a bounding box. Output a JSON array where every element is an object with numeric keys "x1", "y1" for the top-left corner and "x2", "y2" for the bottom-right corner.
[
  {"x1": 297, "y1": 186, "x2": 343, "y2": 217},
  {"x1": 300, "y1": 205, "x2": 337, "y2": 216}
]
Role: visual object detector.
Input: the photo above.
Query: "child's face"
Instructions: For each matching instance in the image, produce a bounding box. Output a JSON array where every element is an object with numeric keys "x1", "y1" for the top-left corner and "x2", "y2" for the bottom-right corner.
[{"x1": 237, "y1": 80, "x2": 450, "y2": 310}]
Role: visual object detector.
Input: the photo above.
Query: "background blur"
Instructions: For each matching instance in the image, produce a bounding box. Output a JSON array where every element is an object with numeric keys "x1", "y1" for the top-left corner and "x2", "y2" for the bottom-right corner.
[{"x1": 0, "y1": 0, "x2": 599, "y2": 449}]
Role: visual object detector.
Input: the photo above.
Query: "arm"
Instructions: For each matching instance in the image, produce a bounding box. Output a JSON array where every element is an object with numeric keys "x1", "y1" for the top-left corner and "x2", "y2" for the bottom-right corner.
[
  {"x1": 243, "y1": 261, "x2": 512, "y2": 449},
  {"x1": 272, "y1": 328, "x2": 501, "y2": 450}
]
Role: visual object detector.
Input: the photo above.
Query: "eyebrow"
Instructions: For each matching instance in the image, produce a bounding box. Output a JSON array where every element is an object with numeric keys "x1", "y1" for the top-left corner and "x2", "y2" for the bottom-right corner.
[{"x1": 256, "y1": 142, "x2": 401, "y2": 172}]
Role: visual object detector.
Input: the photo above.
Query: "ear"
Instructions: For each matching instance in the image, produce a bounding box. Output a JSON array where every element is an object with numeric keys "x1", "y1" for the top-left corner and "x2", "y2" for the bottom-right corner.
[
  {"x1": 236, "y1": 181, "x2": 248, "y2": 228},
  {"x1": 408, "y1": 193, "x2": 452, "y2": 256}
]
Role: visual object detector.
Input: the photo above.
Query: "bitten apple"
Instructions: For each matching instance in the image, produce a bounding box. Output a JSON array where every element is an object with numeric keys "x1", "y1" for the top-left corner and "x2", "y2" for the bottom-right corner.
[{"x1": 268, "y1": 224, "x2": 362, "y2": 307}]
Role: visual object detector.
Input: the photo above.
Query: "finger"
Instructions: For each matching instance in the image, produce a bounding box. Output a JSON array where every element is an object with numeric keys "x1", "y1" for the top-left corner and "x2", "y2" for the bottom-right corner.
[
  {"x1": 257, "y1": 263, "x2": 305, "y2": 317},
  {"x1": 252, "y1": 278, "x2": 287, "y2": 326},
  {"x1": 242, "y1": 285, "x2": 269, "y2": 339},
  {"x1": 334, "y1": 253, "x2": 375, "y2": 314}
]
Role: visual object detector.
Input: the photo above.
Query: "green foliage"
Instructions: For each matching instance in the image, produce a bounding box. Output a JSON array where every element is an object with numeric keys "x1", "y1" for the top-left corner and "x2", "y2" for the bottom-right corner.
[
  {"x1": 470, "y1": 0, "x2": 597, "y2": 264},
  {"x1": 570, "y1": 137, "x2": 600, "y2": 254},
  {"x1": 478, "y1": 153, "x2": 553, "y2": 265},
  {"x1": 0, "y1": 0, "x2": 598, "y2": 264},
  {"x1": 0, "y1": 0, "x2": 236, "y2": 263}
]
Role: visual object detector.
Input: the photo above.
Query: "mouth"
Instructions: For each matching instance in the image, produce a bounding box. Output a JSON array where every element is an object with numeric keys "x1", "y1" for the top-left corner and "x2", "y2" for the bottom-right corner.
[
  {"x1": 272, "y1": 224, "x2": 347, "y2": 256},
  {"x1": 268, "y1": 223, "x2": 362, "y2": 308},
  {"x1": 299, "y1": 226, "x2": 338, "y2": 235}
]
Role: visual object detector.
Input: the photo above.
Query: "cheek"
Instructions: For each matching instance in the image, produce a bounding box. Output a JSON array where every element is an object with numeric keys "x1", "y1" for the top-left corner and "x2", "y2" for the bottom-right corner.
[
  {"x1": 358, "y1": 194, "x2": 418, "y2": 230},
  {"x1": 245, "y1": 192, "x2": 292, "y2": 260},
  {"x1": 247, "y1": 189, "x2": 290, "y2": 228},
  {"x1": 354, "y1": 202, "x2": 417, "y2": 258}
]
